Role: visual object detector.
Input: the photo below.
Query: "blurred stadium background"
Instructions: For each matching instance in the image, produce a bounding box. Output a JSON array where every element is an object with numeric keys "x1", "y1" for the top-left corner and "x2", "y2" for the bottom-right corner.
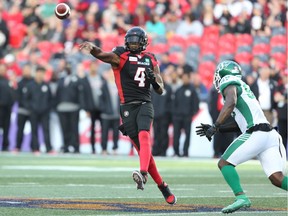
[{"x1": 0, "y1": 0, "x2": 287, "y2": 156}]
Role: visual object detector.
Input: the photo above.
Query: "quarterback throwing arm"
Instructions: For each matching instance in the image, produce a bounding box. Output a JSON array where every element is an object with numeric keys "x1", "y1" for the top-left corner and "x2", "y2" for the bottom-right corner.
[{"x1": 79, "y1": 42, "x2": 164, "y2": 96}]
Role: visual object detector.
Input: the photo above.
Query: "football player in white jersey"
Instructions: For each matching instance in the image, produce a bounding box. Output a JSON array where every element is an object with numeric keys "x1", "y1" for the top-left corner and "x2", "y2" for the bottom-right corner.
[{"x1": 196, "y1": 60, "x2": 287, "y2": 214}]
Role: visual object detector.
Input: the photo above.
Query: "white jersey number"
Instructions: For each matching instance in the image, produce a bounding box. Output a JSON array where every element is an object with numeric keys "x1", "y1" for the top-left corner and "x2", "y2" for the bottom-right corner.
[{"x1": 134, "y1": 67, "x2": 146, "y2": 87}]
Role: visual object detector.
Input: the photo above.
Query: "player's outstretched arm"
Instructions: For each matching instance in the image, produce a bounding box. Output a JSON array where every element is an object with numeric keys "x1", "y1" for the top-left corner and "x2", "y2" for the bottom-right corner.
[{"x1": 79, "y1": 41, "x2": 120, "y2": 67}]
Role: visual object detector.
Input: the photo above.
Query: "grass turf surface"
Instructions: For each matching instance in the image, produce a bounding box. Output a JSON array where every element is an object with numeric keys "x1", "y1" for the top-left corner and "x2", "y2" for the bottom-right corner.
[{"x1": 0, "y1": 153, "x2": 287, "y2": 216}]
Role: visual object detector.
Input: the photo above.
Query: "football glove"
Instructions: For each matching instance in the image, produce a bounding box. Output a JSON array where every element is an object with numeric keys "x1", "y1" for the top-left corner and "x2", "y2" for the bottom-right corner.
[
  {"x1": 196, "y1": 123, "x2": 219, "y2": 141},
  {"x1": 144, "y1": 68, "x2": 157, "y2": 84},
  {"x1": 144, "y1": 68, "x2": 160, "y2": 89}
]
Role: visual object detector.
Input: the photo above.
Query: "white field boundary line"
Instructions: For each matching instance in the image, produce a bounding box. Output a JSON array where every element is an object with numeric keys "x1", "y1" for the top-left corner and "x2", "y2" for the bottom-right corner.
[
  {"x1": 0, "y1": 166, "x2": 132, "y2": 172},
  {"x1": 101, "y1": 213, "x2": 287, "y2": 216},
  {"x1": 0, "y1": 195, "x2": 286, "y2": 198},
  {"x1": 0, "y1": 183, "x2": 280, "y2": 187}
]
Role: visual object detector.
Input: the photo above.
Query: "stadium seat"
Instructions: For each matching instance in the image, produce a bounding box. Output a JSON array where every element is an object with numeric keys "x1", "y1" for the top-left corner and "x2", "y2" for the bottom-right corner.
[
  {"x1": 152, "y1": 35, "x2": 167, "y2": 45},
  {"x1": 168, "y1": 35, "x2": 186, "y2": 51},
  {"x1": 169, "y1": 45, "x2": 184, "y2": 53},
  {"x1": 219, "y1": 33, "x2": 236, "y2": 45},
  {"x1": 147, "y1": 43, "x2": 168, "y2": 54},
  {"x1": 252, "y1": 44, "x2": 270, "y2": 55},
  {"x1": 200, "y1": 53, "x2": 216, "y2": 62},
  {"x1": 203, "y1": 25, "x2": 220, "y2": 37},
  {"x1": 271, "y1": 52, "x2": 286, "y2": 64},
  {"x1": 237, "y1": 45, "x2": 252, "y2": 53},
  {"x1": 236, "y1": 34, "x2": 253, "y2": 47},
  {"x1": 239, "y1": 63, "x2": 252, "y2": 76},
  {"x1": 168, "y1": 52, "x2": 180, "y2": 64},
  {"x1": 198, "y1": 61, "x2": 216, "y2": 89},
  {"x1": 255, "y1": 54, "x2": 270, "y2": 62},
  {"x1": 235, "y1": 52, "x2": 253, "y2": 64},
  {"x1": 271, "y1": 27, "x2": 286, "y2": 36},
  {"x1": 218, "y1": 53, "x2": 235, "y2": 62},
  {"x1": 270, "y1": 46, "x2": 286, "y2": 54},
  {"x1": 185, "y1": 35, "x2": 202, "y2": 46},
  {"x1": 270, "y1": 35, "x2": 286, "y2": 47},
  {"x1": 253, "y1": 35, "x2": 270, "y2": 45}
]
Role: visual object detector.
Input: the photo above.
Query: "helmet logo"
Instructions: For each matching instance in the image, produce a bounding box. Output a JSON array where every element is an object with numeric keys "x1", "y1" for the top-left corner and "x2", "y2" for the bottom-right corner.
[{"x1": 231, "y1": 66, "x2": 240, "y2": 74}]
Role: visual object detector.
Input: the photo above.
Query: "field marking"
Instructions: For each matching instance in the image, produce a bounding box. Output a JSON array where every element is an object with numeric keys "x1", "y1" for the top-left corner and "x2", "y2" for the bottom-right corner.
[{"x1": 1, "y1": 165, "x2": 132, "y2": 172}]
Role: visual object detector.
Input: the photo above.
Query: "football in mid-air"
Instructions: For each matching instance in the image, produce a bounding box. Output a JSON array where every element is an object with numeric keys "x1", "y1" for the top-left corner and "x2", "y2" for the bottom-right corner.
[{"x1": 54, "y1": 3, "x2": 71, "y2": 20}]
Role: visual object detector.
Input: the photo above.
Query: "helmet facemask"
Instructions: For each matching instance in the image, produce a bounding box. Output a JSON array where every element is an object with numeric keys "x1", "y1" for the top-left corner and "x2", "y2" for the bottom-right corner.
[
  {"x1": 213, "y1": 69, "x2": 221, "y2": 92},
  {"x1": 126, "y1": 35, "x2": 142, "y2": 53},
  {"x1": 125, "y1": 27, "x2": 148, "y2": 54}
]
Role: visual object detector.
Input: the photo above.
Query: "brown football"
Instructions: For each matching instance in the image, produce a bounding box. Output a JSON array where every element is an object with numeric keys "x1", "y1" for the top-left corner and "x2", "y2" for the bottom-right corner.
[{"x1": 54, "y1": 3, "x2": 71, "y2": 20}]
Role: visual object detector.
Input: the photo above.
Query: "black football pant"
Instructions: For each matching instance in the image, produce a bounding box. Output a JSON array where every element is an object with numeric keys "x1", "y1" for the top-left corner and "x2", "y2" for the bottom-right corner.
[
  {"x1": 101, "y1": 118, "x2": 119, "y2": 151},
  {"x1": 16, "y1": 113, "x2": 30, "y2": 150},
  {"x1": 152, "y1": 115, "x2": 171, "y2": 156},
  {"x1": 58, "y1": 111, "x2": 79, "y2": 153},
  {"x1": 30, "y1": 112, "x2": 52, "y2": 152},
  {"x1": 173, "y1": 116, "x2": 192, "y2": 157},
  {"x1": 0, "y1": 105, "x2": 12, "y2": 151},
  {"x1": 213, "y1": 132, "x2": 235, "y2": 158},
  {"x1": 278, "y1": 119, "x2": 287, "y2": 153},
  {"x1": 90, "y1": 109, "x2": 102, "y2": 154}
]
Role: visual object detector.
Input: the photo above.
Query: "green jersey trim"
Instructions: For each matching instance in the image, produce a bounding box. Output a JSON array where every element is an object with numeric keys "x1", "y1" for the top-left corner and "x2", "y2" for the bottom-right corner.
[{"x1": 222, "y1": 133, "x2": 251, "y2": 160}]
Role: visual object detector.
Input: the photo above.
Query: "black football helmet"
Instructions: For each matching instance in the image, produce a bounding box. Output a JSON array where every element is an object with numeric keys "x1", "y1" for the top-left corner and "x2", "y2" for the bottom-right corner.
[{"x1": 125, "y1": 27, "x2": 148, "y2": 53}]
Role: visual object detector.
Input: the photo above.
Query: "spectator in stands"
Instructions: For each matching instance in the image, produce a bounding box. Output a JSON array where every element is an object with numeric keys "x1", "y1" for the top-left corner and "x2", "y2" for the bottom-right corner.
[
  {"x1": 98, "y1": 5, "x2": 118, "y2": 39},
  {"x1": 164, "y1": 11, "x2": 181, "y2": 37},
  {"x1": 177, "y1": 52, "x2": 194, "y2": 74},
  {"x1": 15, "y1": 64, "x2": 33, "y2": 152},
  {"x1": 81, "y1": 62, "x2": 105, "y2": 154},
  {"x1": 202, "y1": 0, "x2": 215, "y2": 27},
  {"x1": 145, "y1": 12, "x2": 166, "y2": 38},
  {"x1": 38, "y1": 0, "x2": 57, "y2": 19},
  {"x1": 190, "y1": 72, "x2": 208, "y2": 102},
  {"x1": 227, "y1": 0, "x2": 253, "y2": 18},
  {"x1": 152, "y1": 73, "x2": 172, "y2": 157},
  {"x1": 4, "y1": 54, "x2": 21, "y2": 78},
  {"x1": 133, "y1": 5, "x2": 150, "y2": 27},
  {"x1": 0, "y1": 6, "x2": 9, "y2": 58},
  {"x1": 213, "y1": 0, "x2": 232, "y2": 34},
  {"x1": 250, "y1": 65, "x2": 277, "y2": 125},
  {"x1": 0, "y1": 64, "x2": 15, "y2": 151},
  {"x1": 24, "y1": 66, "x2": 53, "y2": 154},
  {"x1": 172, "y1": 72, "x2": 199, "y2": 157},
  {"x1": 100, "y1": 69, "x2": 120, "y2": 155},
  {"x1": 229, "y1": 11, "x2": 251, "y2": 34},
  {"x1": 23, "y1": 5, "x2": 43, "y2": 29},
  {"x1": 55, "y1": 62, "x2": 85, "y2": 153},
  {"x1": 176, "y1": 12, "x2": 204, "y2": 37}
]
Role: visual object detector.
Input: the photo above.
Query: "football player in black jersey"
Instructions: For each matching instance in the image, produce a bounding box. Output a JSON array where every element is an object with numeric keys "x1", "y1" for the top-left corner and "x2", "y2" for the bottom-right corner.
[{"x1": 80, "y1": 27, "x2": 176, "y2": 205}]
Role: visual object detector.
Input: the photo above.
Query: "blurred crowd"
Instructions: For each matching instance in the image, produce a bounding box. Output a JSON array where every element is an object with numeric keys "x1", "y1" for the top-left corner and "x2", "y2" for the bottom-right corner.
[{"x1": 0, "y1": 0, "x2": 287, "y2": 156}]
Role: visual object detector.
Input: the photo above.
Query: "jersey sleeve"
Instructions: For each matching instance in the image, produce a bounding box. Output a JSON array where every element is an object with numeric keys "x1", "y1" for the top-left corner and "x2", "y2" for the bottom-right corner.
[
  {"x1": 112, "y1": 46, "x2": 126, "y2": 56},
  {"x1": 219, "y1": 75, "x2": 241, "y2": 94},
  {"x1": 145, "y1": 52, "x2": 158, "y2": 67}
]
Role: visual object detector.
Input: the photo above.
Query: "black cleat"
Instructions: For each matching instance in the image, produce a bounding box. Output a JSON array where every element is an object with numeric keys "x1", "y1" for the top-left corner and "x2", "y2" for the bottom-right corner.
[{"x1": 158, "y1": 182, "x2": 177, "y2": 205}]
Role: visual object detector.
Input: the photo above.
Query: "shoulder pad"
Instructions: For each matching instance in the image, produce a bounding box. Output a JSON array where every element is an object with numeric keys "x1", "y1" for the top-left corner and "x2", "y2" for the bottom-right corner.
[
  {"x1": 219, "y1": 75, "x2": 241, "y2": 93},
  {"x1": 112, "y1": 46, "x2": 126, "y2": 56}
]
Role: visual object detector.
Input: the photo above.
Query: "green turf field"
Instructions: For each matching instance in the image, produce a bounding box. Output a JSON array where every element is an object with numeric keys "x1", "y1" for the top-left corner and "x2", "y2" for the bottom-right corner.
[{"x1": 0, "y1": 153, "x2": 287, "y2": 216}]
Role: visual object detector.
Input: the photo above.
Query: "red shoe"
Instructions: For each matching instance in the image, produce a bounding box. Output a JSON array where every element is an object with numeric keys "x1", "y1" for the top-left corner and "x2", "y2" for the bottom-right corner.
[
  {"x1": 33, "y1": 151, "x2": 41, "y2": 156},
  {"x1": 47, "y1": 150, "x2": 57, "y2": 155},
  {"x1": 158, "y1": 182, "x2": 177, "y2": 205}
]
